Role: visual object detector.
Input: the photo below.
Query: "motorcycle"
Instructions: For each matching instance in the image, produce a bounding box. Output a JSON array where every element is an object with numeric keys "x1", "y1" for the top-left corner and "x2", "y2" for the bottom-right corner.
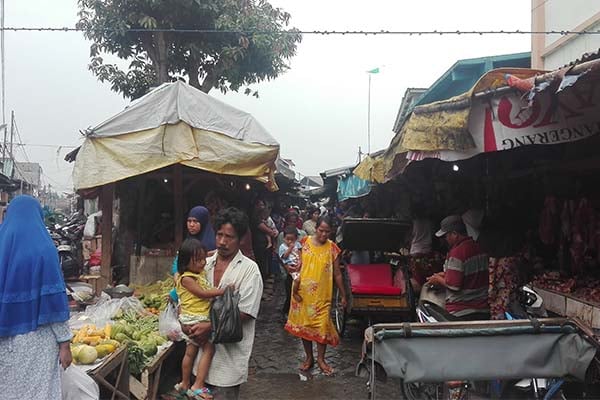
[{"x1": 47, "y1": 213, "x2": 86, "y2": 280}]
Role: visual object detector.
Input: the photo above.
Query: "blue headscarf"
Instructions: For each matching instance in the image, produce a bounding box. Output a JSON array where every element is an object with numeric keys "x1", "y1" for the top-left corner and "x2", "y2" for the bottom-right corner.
[
  {"x1": 0, "y1": 195, "x2": 69, "y2": 337},
  {"x1": 188, "y1": 206, "x2": 216, "y2": 251},
  {"x1": 169, "y1": 206, "x2": 216, "y2": 301}
]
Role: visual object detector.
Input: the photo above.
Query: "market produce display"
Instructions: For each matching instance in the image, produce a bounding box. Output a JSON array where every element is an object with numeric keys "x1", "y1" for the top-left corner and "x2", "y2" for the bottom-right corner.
[
  {"x1": 71, "y1": 323, "x2": 120, "y2": 365},
  {"x1": 69, "y1": 293, "x2": 170, "y2": 374},
  {"x1": 133, "y1": 277, "x2": 174, "y2": 314},
  {"x1": 533, "y1": 272, "x2": 600, "y2": 304},
  {"x1": 112, "y1": 308, "x2": 168, "y2": 374}
]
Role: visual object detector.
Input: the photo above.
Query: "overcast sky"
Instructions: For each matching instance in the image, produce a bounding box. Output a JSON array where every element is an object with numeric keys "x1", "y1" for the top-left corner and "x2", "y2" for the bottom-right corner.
[{"x1": 2, "y1": 0, "x2": 532, "y2": 192}]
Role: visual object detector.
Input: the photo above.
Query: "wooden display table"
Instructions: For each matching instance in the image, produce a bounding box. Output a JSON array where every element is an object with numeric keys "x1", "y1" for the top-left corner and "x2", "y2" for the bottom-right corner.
[
  {"x1": 130, "y1": 341, "x2": 175, "y2": 400},
  {"x1": 87, "y1": 345, "x2": 130, "y2": 400}
]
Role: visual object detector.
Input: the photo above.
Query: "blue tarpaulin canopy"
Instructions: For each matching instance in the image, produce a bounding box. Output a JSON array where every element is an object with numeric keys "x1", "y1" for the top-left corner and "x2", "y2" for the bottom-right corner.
[{"x1": 337, "y1": 174, "x2": 372, "y2": 202}]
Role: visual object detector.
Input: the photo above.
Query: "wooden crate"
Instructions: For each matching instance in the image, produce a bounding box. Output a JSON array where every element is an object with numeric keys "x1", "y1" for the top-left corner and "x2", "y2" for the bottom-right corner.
[
  {"x1": 129, "y1": 255, "x2": 174, "y2": 286},
  {"x1": 130, "y1": 342, "x2": 175, "y2": 400},
  {"x1": 87, "y1": 345, "x2": 130, "y2": 400}
]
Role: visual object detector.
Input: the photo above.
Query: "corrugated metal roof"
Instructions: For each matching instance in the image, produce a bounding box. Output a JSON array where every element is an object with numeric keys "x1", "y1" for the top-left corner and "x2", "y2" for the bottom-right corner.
[
  {"x1": 392, "y1": 88, "x2": 427, "y2": 134},
  {"x1": 320, "y1": 165, "x2": 356, "y2": 179},
  {"x1": 415, "y1": 52, "x2": 531, "y2": 107}
]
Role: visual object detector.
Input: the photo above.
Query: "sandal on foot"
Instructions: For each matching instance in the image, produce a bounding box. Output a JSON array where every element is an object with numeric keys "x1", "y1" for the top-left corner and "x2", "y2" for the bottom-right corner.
[
  {"x1": 299, "y1": 359, "x2": 314, "y2": 372},
  {"x1": 187, "y1": 387, "x2": 213, "y2": 400},
  {"x1": 174, "y1": 383, "x2": 188, "y2": 395},
  {"x1": 318, "y1": 362, "x2": 335, "y2": 376}
]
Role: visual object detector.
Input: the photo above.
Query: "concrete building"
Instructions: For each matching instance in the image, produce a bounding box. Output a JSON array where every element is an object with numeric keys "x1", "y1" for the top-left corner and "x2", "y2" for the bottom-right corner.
[
  {"x1": 532, "y1": 0, "x2": 600, "y2": 70},
  {"x1": 0, "y1": 159, "x2": 42, "y2": 196}
]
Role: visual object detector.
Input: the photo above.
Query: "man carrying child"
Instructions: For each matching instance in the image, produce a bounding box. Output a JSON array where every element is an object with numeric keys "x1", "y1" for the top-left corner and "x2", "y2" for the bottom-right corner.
[{"x1": 182, "y1": 208, "x2": 263, "y2": 400}]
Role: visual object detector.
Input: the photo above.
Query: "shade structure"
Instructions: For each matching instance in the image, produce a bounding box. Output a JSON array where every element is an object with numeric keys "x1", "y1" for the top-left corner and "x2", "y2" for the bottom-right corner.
[
  {"x1": 380, "y1": 57, "x2": 600, "y2": 181},
  {"x1": 72, "y1": 81, "x2": 280, "y2": 190}
]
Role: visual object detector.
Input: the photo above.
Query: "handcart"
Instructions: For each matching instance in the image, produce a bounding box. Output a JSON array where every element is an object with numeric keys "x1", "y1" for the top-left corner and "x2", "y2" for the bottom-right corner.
[
  {"x1": 333, "y1": 218, "x2": 414, "y2": 335},
  {"x1": 358, "y1": 318, "x2": 600, "y2": 399}
]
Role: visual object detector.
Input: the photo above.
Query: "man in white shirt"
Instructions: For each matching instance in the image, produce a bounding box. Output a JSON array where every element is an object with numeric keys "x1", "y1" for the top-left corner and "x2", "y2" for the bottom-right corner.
[{"x1": 183, "y1": 207, "x2": 263, "y2": 400}]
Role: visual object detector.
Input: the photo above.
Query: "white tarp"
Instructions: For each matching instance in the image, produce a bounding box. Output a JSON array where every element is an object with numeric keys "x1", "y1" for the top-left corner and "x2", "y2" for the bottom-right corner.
[
  {"x1": 73, "y1": 81, "x2": 280, "y2": 190},
  {"x1": 88, "y1": 81, "x2": 278, "y2": 146}
]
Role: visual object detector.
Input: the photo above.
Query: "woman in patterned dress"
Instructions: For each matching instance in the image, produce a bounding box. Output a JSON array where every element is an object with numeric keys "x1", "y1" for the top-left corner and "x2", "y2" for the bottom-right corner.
[
  {"x1": 284, "y1": 216, "x2": 347, "y2": 376},
  {"x1": 0, "y1": 195, "x2": 72, "y2": 399}
]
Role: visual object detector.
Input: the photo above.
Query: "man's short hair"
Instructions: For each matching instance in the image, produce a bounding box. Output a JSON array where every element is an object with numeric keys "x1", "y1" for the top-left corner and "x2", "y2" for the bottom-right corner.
[{"x1": 214, "y1": 207, "x2": 249, "y2": 239}]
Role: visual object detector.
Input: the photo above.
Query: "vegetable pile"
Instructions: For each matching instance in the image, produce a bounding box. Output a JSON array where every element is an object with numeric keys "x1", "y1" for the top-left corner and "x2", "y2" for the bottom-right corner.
[
  {"x1": 111, "y1": 309, "x2": 167, "y2": 375},
  {"x1": 70, "y1": 293, "x2": 170, "y2": 374},
  {"x1": 133, "y1": 278, "x2": 174, "y2": 314}
]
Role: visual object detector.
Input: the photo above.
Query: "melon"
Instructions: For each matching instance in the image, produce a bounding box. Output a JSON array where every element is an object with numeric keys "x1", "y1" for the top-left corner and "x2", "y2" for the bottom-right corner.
[{"x1": 77, "y1": 345, "x2": 98, "y2": 364}]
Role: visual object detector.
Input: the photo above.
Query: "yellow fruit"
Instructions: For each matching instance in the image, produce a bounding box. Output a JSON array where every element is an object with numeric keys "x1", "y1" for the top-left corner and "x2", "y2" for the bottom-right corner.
[
  {"x1": 100, "y1": 339, "x2": 120, "y2": 348},
  {"x1": 95, "y1": 344, "x2": 116, "y2": 358}
]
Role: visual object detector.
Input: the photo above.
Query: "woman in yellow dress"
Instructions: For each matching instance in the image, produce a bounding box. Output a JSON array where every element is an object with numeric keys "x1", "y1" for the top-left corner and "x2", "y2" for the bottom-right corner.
[{"x1": 284, "y1": 216, "x2": 348, "y2": 375}]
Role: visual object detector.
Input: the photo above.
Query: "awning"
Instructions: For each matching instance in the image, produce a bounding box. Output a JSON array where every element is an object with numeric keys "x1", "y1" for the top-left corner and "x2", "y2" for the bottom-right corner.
[
  {"x1": 337, "y1": 174, "x2": 372, "y2": 202},
  {"x1": 72, "y1": 81, "x2": 280, "y2": 190},
  {"x1": 353, "y1": 151, "x2": 386, "y2": 183},
  {"x1": 382, "y1": 56, "x2": 600, "y2": 180}
]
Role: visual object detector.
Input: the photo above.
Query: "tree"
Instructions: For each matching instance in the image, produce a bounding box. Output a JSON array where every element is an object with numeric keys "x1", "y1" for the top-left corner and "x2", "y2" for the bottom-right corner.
[{"x1": 77, "y1": 0, "x2": 302, "y2": 99}]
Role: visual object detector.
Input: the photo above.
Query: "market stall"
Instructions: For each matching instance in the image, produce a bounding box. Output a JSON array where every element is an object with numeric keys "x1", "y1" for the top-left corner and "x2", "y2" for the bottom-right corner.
[
  {"x1": 67, "y1": 81, "x2": 281, "y2": 288},
  {"x1": 357, "y1": 51, "x2": 600, "y2": 331},
  {"x1": 68, "y1": 278, "x2": 178, "y2": 399}
]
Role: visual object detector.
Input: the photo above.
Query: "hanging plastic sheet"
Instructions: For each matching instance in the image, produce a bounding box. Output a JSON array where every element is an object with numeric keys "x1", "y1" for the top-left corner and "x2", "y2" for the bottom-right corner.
[{"x1": 337, "y1": 174, "x2": 372, "y2": 202}]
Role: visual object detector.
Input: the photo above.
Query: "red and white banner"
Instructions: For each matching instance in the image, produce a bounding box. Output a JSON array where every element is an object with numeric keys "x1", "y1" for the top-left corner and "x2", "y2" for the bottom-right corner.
[
  {"x1": 481, "y1": 80, "x2": 600, "y2": 152},
  {"x1": 407, "y1": 79, "x2": 600, "y2": 163}
]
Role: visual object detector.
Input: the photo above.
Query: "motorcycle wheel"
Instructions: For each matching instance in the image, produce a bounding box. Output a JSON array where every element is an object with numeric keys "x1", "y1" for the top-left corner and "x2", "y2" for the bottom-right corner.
[{"x1": 401, "y1": 381, "x2": 442, "y2": 400}]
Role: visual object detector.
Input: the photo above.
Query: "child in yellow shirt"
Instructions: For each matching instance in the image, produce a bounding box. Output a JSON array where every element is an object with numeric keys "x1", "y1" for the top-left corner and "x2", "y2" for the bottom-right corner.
[{"x1": 174, "y1": 238, "x2": 225, "y2": 400}]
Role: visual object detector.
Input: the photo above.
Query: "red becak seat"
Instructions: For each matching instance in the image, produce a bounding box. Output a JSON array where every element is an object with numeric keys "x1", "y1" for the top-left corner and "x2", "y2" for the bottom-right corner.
[{"x1": 346, "y1": 263, "x2": 402, "y2": 296}]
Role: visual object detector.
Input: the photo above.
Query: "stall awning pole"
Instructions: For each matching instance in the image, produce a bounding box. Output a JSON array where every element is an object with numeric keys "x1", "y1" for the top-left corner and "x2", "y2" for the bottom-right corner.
[
  {"x1": 101, "y1": 183, "x2": 114, "y2": 288},
  {"x1": 174, "y1": 164, "x2": 184, "y2": 251}
]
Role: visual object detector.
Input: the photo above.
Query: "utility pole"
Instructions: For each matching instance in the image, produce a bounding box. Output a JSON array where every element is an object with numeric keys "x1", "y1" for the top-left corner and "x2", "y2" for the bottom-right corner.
[
  {"x1": 367, "y1": 73, "x2": 371, "y2": 155},
  {"x1": 9, "y1": 111, "x2": 14, "y2": 157}
]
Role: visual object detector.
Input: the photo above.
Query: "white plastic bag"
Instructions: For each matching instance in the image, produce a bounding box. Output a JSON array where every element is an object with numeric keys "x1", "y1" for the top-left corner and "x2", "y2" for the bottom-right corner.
[
  {"x1": 83, "y1": 211, "x2": 102, "y2": 239},
  {"x1": 159, "y1": 302, "x2": 183, "y2": 341},
  {"x1": 61, "y1": 365, "x2": 100, "y2": 400}
]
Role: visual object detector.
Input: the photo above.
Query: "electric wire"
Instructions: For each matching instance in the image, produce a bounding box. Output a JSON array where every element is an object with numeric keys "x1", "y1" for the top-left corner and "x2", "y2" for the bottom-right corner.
[{"x1": 1, "y1": 27, "x2": 599, "y2": 36}]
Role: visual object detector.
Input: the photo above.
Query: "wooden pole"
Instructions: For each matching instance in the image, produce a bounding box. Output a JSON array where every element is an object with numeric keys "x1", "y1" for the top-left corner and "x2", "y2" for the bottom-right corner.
[
  {"x1": 174, "y1": 164, "x2": 184, "y2": 251},
  {"x1": 101, "y1": 183, "x2": 114, "y2": 289}
]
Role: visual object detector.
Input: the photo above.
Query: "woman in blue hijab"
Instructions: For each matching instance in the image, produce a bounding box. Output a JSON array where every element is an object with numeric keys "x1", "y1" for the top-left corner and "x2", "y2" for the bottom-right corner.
[
  {"x1": 0, "y1": 196, "x2": 72, "y2": 399},
  {"x1": 170, "y1": 206, "x2": 217, "y2": 301}
]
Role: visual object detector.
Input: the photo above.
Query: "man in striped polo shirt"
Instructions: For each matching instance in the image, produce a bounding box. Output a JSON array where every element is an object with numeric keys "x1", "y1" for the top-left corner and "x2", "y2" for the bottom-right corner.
[{"x1": 427, "y1": 215, "x2": 490, "y2": 320}]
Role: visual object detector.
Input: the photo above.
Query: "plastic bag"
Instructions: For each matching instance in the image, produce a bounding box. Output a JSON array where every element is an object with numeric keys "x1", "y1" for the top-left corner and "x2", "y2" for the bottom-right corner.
[
  {"x1": 78, "y1": 296, "x2": 145, "y2": 327},
  {"x1": 61, "y1": 365, "x2": 100, "y2": 400},
  {"x1": 83, "y1": 211, "x2": 102, "y2": 239},
  {"x1": 210, "y1": 286, "x2": 243, "y2": 344},
  {"x1": 159, "y1": 302, "x2": 183, "y2": 341}
]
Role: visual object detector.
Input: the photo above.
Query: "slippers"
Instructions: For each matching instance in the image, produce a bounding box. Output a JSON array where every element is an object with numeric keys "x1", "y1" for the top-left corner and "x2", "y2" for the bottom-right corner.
[
  {"x1": 317, "y1": 361, "x2": 335, "y2": 376},
  {"x1": 173, "y1": 383, "x2": 188, "y2": 395},
  {"x1": 187, "y1": 387, "x2": 213, "y2": 400},
  {"x1": 299, "y1": 359, "x2": 314, "y2": 372}
]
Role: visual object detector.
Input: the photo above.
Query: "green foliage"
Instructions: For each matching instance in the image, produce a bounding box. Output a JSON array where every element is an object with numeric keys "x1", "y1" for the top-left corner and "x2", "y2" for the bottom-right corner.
[{"x1": 77, "y1": 0, "x2": 301, "y2": 99}]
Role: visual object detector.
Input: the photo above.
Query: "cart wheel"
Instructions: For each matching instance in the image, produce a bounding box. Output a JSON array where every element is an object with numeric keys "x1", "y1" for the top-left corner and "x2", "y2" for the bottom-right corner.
[
  {"x1": 332, "y1": 286, "x2": 347, "y2": 336},
  {"x1": 401, "y1": 381, "x2": 442, "y2": 400}
]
